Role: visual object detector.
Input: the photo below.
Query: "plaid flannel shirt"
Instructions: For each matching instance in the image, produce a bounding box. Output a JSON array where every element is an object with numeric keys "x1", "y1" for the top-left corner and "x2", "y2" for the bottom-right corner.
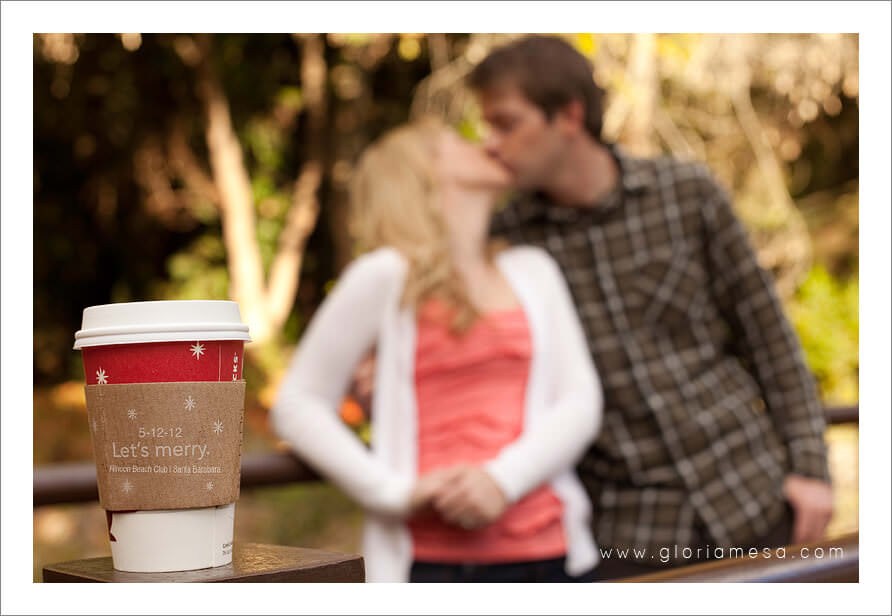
[{"x1": 490, "y1": 146, "x2": 830, "y2": 561}]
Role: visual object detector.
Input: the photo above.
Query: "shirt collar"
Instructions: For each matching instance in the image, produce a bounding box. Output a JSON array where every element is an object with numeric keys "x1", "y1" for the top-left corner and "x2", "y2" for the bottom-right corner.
[
  {"x1": 507, "y1": 143, "x2": 650, "y2": 226},
  {"x1": 613, "y1": 144, "x2": 653, "y2": 194}
]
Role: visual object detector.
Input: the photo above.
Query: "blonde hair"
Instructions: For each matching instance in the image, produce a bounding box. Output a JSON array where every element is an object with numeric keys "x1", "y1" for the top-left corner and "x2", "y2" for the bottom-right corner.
[{"x1": 349, "y1": 117, "x2": 502, "y2": 333}]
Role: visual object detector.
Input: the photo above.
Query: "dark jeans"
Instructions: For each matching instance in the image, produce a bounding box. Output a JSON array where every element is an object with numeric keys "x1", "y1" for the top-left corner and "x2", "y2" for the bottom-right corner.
[
  {"x1": 592, "y1": 501, "x2": 796, "y2": 581},
  {"x1": 410, "y1": 556, "x2": 597, "y2": 583}
]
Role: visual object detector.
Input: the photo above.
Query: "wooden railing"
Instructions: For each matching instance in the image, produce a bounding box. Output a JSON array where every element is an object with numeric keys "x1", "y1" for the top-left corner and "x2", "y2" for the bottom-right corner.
[{"x1": 33, "y1": 405, "x2": 858, "y2": 508}]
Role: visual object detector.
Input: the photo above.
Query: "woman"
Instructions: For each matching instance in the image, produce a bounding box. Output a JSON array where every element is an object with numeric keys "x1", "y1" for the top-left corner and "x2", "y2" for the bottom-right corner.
[{"x1": 271, "y1": 117, "x2": 603, "y2": 583}]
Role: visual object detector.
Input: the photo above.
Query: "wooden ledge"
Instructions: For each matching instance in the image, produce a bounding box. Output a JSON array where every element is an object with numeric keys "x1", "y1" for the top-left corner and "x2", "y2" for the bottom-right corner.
[{"x1": 42, "y1": 542, "x2": 365, "y2": 583}]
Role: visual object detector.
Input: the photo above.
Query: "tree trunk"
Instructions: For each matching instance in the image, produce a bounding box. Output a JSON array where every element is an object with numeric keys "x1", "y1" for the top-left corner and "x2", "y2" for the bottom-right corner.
[
  {"x1": 194, "y1": 34, "x2": 268, "y2": 339},
  {"x1": 625, "y1": 33, "x2": 658, "y2": 157},
  {"x1": 192, "y1": 33, "x2": 324, "y2": 344}
]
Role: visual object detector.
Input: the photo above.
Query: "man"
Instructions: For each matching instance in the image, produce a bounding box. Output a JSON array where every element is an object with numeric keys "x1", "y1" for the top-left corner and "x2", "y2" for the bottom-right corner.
[{"x1": 466, "y1": 35, "x2": 833, "y2": 579}]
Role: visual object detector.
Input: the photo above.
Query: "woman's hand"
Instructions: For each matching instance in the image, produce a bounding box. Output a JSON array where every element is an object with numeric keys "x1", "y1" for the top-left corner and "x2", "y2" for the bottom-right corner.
[
  {"x1": 430, "y1": 465, "x2": 508, "y2": 530},
  {"x1": 409, "y1": 466, "x2": 465, "y2": 516}
]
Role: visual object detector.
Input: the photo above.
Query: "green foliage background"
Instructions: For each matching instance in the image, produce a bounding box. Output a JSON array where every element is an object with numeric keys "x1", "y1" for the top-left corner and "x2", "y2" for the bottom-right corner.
[{"x1": 789, "y1": 266, "x2": 859, "y2": 404}]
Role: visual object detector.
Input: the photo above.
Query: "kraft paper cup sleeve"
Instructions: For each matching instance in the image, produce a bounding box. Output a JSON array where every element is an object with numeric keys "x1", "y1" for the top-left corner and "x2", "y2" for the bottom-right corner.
[{"x1": 85, "y1": 381, "x2": 246, "y2": 511}]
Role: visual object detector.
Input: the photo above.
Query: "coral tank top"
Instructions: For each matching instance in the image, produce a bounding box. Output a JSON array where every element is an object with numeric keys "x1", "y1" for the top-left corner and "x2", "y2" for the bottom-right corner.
[{"x1": 408, "y1": 300, "x2": 566, "y2": 564}]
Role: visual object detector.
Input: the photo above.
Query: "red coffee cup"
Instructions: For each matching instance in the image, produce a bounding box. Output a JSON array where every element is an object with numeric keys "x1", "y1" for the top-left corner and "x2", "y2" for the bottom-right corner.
[{"x1": 74, "y1": 300, "x2": 251, "y2": 572}]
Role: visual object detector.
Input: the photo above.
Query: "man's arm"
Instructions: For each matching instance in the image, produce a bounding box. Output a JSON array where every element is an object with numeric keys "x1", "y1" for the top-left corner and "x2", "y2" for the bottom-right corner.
[
  {"x1": 700, "y1": 175, "x2": 832, "y2": 540},
  {"x1": 701, "y1": 175, "x2": 830, "y2": 480}
]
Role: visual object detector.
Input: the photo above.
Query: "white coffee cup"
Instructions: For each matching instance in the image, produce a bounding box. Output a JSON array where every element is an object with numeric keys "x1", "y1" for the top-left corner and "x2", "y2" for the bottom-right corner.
[{"x1": 74, "y1": 300, "x2": 250, "y2": 573}]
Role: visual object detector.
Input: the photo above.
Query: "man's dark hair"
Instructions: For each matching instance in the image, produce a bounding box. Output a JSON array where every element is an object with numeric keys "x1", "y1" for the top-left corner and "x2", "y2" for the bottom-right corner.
[{"x1": 467, "y1": 35, "x2": 606, "y2": 141}]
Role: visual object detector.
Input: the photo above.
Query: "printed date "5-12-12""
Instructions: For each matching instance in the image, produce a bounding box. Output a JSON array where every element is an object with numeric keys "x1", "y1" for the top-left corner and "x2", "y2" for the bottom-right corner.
[{"x1": 138, "y1": 426, "x2": 183, "y2": 438}]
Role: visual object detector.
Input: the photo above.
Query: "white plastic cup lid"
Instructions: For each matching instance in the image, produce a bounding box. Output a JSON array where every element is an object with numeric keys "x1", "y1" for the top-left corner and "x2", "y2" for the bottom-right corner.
[{"x1": 73, "y1": 300, "x2": 252, "y2": 349}]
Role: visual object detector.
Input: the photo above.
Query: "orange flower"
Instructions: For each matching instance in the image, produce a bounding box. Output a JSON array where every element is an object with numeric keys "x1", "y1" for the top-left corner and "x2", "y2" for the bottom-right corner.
[{"x1": 339, "y1": 396, "x2": 365, "y2": 426}]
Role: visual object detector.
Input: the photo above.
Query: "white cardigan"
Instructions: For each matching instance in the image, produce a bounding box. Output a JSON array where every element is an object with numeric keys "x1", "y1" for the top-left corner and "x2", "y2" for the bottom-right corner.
[{"x1": 271, "y1": 246, "x2": 603, "y2": 582}]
